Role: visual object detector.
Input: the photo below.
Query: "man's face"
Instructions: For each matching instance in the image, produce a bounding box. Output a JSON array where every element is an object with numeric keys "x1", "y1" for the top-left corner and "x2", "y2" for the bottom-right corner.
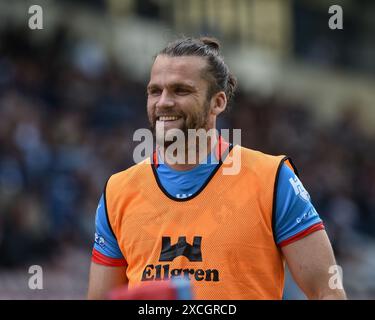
[{"x1": 147, "y1": 55, "x2": 212, "y2": 145}]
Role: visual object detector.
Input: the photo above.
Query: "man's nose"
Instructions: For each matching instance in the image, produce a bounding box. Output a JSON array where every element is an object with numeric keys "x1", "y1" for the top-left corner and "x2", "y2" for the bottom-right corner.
[{"x1": 155, "y1": 89, "x2": 175, "y2": 109}]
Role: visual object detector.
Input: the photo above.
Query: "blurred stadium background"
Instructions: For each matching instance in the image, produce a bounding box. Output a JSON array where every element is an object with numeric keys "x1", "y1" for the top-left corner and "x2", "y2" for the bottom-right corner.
[{"x1": 1, "y1": 0, "x2": 375, "y2": 299}]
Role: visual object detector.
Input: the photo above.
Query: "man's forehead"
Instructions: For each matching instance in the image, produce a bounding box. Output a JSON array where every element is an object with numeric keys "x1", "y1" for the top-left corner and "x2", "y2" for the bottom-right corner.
[{"x1": 150, "y1": 55, "x2": 207, "y2": 82}]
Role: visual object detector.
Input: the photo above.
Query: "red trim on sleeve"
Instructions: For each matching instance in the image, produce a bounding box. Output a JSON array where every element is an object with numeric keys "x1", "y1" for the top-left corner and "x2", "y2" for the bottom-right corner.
[
  {"x1": 91, "y1": 248, "x2": 127, "y2": 267},
  {"x1": 215, "y1": 136, "x2": 230, "y2": 162},
  {"x1": 153, "y1": 150, "x2": 158, "y2": 168},
  {"x1": 278, "y1": 222, "x2": 325, "y2": 247}
]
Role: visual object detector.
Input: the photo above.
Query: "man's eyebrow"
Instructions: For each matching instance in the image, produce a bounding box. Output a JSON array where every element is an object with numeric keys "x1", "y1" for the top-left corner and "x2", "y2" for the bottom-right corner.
[
  {"x1": 147, "y1": 82, "x2": 196, "y2": 91},
  {"x1": 170, "y1": 82, "x2": 196, "y2": 89},
  {"x1": 147, "y1": 84, "x2": 159, "y2": 90}
]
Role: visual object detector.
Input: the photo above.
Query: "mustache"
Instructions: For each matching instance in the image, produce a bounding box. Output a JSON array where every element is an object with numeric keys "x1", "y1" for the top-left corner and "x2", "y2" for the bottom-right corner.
[{"x1": 154, "y1": 112, "x2": 184, "y2": 118}]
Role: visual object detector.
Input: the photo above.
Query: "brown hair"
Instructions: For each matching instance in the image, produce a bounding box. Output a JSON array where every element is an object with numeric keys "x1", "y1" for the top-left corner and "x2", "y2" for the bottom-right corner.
[{"x1": 158, "y1": 36, "x2": 237, "y2": 106}]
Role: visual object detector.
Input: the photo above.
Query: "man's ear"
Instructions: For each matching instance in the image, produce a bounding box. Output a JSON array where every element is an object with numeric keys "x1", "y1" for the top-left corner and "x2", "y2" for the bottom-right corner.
[{"x1": 210, "y1": 91, "x2": 227, "y2": 116}]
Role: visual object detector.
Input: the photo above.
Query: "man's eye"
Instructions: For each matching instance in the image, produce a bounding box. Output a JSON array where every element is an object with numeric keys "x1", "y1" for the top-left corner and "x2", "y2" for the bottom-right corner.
[
  {"x1": 175, "y1": 88, "x2": 190, "y2": 95},
  {"x1": 148, "y1": 89, "x2": 162, "y2": 96}
]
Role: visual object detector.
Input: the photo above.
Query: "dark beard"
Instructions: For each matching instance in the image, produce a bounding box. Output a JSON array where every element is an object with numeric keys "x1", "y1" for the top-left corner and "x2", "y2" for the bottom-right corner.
[{"x1": 150, "y1": 101, "x2": 210, "y2": 149}]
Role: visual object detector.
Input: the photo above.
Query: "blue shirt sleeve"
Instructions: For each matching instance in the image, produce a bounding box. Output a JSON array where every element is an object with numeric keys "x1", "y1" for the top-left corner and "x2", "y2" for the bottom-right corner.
[
  {"x1": 93, "y1": 193, "x2": 124, "y2": 259},
  {"x1": 275, "y1": 163, "x2": 323, "y2": 245}
]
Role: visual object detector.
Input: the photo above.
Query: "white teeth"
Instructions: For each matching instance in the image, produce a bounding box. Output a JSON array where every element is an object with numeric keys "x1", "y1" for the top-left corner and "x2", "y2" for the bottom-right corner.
[{"x1": 158, "y1": 116, "x2": 180, "y2": 121}]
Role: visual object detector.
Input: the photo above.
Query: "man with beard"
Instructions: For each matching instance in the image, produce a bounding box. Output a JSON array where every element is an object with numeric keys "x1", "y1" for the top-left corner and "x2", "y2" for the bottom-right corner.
[{"x1": 87, "y1": 37, "x2": 346, "y2": 300}]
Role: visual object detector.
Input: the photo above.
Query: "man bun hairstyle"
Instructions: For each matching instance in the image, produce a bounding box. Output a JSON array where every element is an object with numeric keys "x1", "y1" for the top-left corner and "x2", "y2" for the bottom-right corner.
[
  {"x1": 159, "y1": 36, "x2": 237, "y2": 106},
  {"x1": 200, "y1": 36, "x2": 220, "y2": 51}
]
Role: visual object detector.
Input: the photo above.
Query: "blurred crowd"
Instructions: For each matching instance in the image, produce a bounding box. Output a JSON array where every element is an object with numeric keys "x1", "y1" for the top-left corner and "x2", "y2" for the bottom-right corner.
[
  {"x1": 0, "y1": 25, "x2": 146, "y2": 267},
  {"x1": 0, "y1": 25, "x2": 375, "y2": 297}
]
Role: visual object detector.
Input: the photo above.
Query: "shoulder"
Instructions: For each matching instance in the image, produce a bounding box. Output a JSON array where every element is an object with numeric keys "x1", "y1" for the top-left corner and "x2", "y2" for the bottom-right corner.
[
  {"x1": 105, "y1": 159, "x2": 152, "y2": 198},
  {"x1": 104, "y1": 158, "x2": 153, "y2": 231},
  {"x1": 108, "y1": 158, "x2": 152, "y2": 189},
  {"x1": 238, "y1": 145, "x2": 287, "y2": 172}
]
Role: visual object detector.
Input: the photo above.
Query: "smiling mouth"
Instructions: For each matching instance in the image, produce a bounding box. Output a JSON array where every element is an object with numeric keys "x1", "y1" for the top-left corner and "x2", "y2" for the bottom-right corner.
[{"x1": 157, "y1": 116, "x2": 181, "y2": 121}]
